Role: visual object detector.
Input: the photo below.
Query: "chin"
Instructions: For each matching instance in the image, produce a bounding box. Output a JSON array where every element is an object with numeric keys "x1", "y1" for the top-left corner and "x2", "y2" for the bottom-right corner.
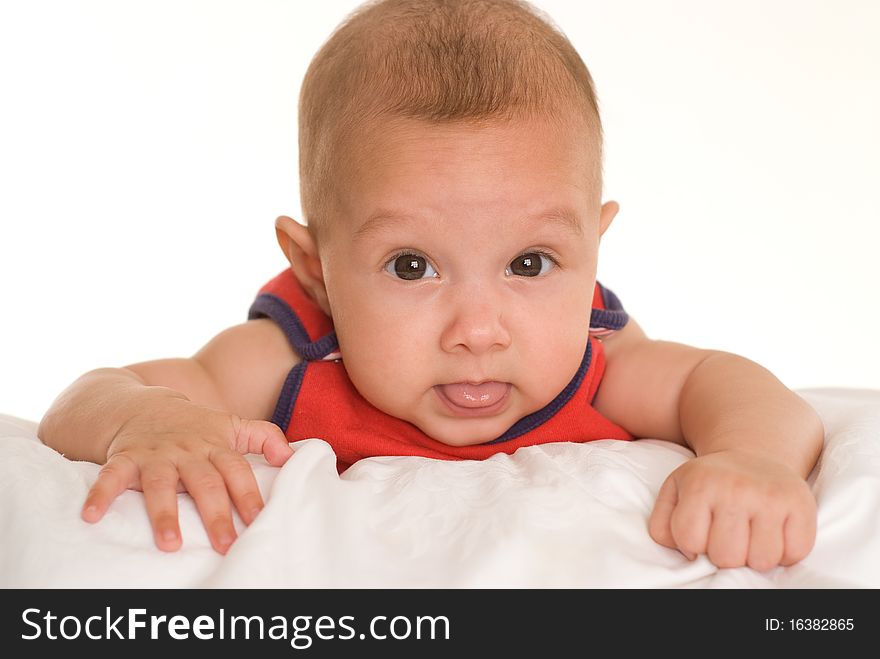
[{"x1": 421, "y1": 418, "x2": 509, "y2": 447}]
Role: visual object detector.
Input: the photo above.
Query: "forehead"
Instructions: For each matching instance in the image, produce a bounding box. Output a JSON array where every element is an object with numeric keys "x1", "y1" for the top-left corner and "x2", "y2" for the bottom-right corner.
[
  {"x1": 353, "y1": 205, "x2": 584, "y2": 246},
  {"x1": 335, "y1": 115, "x2": 601, "y2": 235}
]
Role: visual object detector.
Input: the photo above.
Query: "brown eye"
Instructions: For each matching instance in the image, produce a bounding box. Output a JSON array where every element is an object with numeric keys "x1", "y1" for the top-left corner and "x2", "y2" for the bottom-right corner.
[
  {"x1": 386, "y1": 253, "x2": 437, "y2": 280},
  {"x1": 507, "y1": 252, "x2": 552, "y2": 277}
]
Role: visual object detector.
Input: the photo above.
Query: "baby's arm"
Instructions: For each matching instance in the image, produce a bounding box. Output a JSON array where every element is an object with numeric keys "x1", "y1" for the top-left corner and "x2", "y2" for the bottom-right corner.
[
  {"x1": 38, "y1": 318, "x2": 299, "y2": 554},
  {"x1": 593, "y1": 319, "x2": 824, "y2": 570}
]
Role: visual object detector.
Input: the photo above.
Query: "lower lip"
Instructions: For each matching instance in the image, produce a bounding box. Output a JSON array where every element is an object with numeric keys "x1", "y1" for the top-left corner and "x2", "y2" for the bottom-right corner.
[{"x1": 434, "y1": 383, "x2": 512, "y2": 418}]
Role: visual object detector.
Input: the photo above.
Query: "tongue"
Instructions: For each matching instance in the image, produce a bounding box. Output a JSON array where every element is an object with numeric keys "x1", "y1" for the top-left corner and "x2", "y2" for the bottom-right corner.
[{"x1": 439, "y1": 381, "x2": 508, "y2": 408}]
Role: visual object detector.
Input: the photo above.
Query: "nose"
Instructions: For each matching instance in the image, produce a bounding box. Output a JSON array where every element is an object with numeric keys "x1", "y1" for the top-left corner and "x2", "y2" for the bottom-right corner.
[{"x1": 439, "y1": 288, "x2": 512, "y2": 355}]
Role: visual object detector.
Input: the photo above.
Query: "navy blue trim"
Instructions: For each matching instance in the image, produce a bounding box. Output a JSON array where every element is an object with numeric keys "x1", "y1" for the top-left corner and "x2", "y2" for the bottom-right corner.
[
  {"x1": 590, "y1": 308, "x2": 628, "y2": 331},
  {"x1": 248, "y1": 293, "x2": 339, "y2": 361},
  {"x1": 597, "y1": 281, "x2": 623, "y2": 310},
  {"x1": 486, "y1": 339, "x2": 593, "y2": 444},
  {"x1": 591, "y1": 282, "x2": 628, "y2": 331},
  {"x1": 272, "y1": 362, "x2": 308, "y2": 433}
]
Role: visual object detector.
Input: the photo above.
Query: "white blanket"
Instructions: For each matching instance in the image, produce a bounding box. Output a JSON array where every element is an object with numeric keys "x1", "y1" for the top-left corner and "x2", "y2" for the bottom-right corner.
[{"x1": 2, "y1": 388, "x2": 879, "y2": 588}]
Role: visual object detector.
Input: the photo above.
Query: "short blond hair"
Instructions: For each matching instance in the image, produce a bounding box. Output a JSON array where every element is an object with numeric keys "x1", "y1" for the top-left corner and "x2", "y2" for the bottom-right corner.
[{"x1": 299, "y1": 0, "x2": 602, "y2": 241}]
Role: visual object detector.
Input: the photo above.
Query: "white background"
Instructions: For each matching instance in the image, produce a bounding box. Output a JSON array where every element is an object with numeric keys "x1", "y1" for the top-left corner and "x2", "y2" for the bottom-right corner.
[{"x1": 1, "y1": 0, "x2": 878, "y2": 422}]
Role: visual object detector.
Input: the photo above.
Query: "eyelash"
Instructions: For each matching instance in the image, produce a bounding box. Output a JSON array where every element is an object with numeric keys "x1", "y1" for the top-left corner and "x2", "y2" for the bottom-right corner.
[{"x1": 382, "y1": 249, "x2": 560, "y2": 279}]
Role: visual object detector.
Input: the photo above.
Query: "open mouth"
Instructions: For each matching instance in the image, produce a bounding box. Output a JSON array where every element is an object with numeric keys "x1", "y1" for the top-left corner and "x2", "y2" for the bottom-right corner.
[{"x1": 433, "y1": 381, "x2": 512, "y2": 418}]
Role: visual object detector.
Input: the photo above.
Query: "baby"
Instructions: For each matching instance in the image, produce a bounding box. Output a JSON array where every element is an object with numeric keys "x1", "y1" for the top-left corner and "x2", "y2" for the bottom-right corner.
[{"x1": 39, "y1": 0, "x2": 824, "y2": 570}]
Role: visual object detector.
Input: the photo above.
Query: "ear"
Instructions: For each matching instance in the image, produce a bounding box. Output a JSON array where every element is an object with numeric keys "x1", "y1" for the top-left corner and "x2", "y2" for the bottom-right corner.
[
  {"x1": 275, "y1": 215, "x2": 331, "y2": 315},
  {"x1": 598, "y1": 200, "x2": 620, "y2": 238}
]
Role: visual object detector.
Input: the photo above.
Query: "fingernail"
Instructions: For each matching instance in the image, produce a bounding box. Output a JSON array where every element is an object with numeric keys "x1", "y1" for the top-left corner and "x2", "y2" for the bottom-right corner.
[
  {"x1": 683, "y1": 551, "x2": 696, "y2": 561},
  {"x1": 162, "y1": 529, "x2": 178, "y2": 543},
  {"x1": 249, "y1": 508, "x2": 262, "y2": 523},
  {"x1": 82, "y1": 504, "x2": 98, "y2": 519}
]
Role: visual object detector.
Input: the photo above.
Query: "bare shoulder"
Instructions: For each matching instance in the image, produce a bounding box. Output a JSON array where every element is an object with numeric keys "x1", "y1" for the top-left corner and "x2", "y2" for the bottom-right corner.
[
  {"x1": 597, "y1": 315, "x2": 649, "y2": 361},
  {"x1": 192, "y1": 318, "x2": 300, "y2": 422},
  {"x1": 593, "y1": 316, "x2": 712, "y2": 443}
]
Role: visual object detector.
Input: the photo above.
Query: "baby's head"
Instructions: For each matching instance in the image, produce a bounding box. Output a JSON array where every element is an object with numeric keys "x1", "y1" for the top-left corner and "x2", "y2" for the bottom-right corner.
[{"x1": 276, "y1": 0, "x2": 619, "y2": 445}]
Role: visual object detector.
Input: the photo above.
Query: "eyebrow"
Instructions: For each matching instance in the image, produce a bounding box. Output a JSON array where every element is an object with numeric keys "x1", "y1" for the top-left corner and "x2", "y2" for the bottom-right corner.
[{"x1": 353, "y1": 206, "x2": 584, "y2": 242}]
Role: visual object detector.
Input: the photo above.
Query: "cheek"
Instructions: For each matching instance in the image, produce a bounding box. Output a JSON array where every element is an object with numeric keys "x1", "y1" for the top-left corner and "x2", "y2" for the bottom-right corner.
[
  {"x1": 514, "y1": 282, "x2": 593, "y2": 384},
  {"x1": 329, "y1": 285, "x2": 438, "y2": 407}
]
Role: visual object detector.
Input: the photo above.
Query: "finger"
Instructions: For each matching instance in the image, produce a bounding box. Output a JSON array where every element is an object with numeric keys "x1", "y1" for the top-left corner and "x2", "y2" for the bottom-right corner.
[
  {"x1": 706, "y1": 507, "x2": 750, "y2": 568},
  {"x1": 781, "y1": 505, "x2": 818, "y2": 566},
  {"x1": 140, "y1": 459, "x2": 184, "y2": 552},
  {"x1": 746, "y1": 512, "x2": 785, "y2": 571},
  {"x1": 667, "y1": 484, "x2": 712, "y2": 561},
  {"x1": 211, "y1": 450, "x2": 265, "y2": 525},
  {"x1": 82, "y1": 454, "x2": 139, "y2": 523},
  {"x1": 234, "y1": 418, "x2": 294, "y2": 466},
  {"x1": 178, "y1": 459, "x2": 236, "y2": 555},
  {"x1": 648, "y1": 476, "x2": 679, "y2": 550}
]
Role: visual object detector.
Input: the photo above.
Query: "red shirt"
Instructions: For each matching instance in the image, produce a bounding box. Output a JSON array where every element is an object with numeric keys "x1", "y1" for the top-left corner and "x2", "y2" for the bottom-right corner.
[{"x1": 249, "y1": 269, "x2": 634, "y2": 471}]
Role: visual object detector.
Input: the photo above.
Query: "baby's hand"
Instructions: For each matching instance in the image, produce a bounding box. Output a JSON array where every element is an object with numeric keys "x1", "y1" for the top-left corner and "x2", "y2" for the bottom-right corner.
[
  {"x1": 81, "y1": 397, "x2": 293, "y2": 554},
  {"x1": 648, "y1": 449, "x2": 817, "y2": 570}
]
